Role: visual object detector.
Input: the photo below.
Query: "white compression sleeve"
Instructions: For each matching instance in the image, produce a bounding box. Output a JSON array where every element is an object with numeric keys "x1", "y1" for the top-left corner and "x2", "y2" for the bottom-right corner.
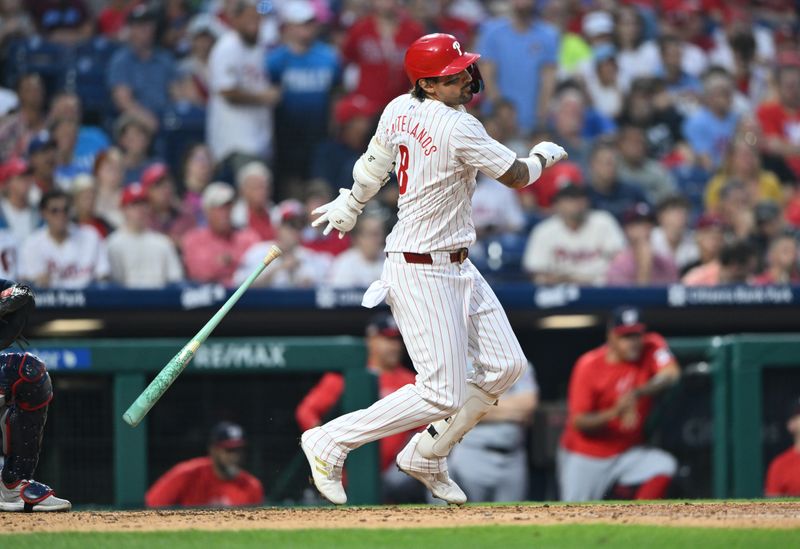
[{"x1": 520, "y1": 156, "x2": 543, "y2": 187}]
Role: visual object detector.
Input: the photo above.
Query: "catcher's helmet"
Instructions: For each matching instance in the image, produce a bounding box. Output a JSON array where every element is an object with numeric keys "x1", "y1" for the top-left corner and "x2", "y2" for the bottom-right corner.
[{"x1": 404, "y1": 33, "x2": 483, "y2": 92}]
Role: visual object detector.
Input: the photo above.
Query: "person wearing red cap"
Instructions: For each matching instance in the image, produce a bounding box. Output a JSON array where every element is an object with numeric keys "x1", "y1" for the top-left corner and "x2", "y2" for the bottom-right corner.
[
  {"x1": 0, "y1": 157, "x2": 37, "y2": 243},
  {"x1": 107, "y1": 183, "x2": 184, "y2": 288},
  {"x1": 559, "y1": 307, "x2": 680, "y2": 501},
  {"x1": 142, "y1": 162, "x2": 196, "y2": 245},
  {"x1": 765, "y1": 398, "x2": 800, "y2": 497},
  {"x1": 145, "y1": 421, "x2": 263, "y2": 508},
  {"x1": 295, "y1": 313, "x2": 421, "y2": 503}
]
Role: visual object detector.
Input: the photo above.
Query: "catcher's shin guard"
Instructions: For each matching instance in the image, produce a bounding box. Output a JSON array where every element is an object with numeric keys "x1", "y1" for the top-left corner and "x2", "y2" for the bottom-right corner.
[{"x1": 416, "y1": 384, "x2": 496, "y2": 459}]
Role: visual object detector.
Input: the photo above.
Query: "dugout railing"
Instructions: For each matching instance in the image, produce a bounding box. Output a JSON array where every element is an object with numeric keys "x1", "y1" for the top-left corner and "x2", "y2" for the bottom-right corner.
[{"x1": 24, "y1": 334, "x2": 800, "y2": 506}]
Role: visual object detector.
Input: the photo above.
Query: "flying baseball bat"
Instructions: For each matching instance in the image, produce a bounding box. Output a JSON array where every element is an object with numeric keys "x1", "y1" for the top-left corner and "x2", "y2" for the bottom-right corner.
[{"x1": 122, "y1": 245, "x2": 283, "y2": 427}]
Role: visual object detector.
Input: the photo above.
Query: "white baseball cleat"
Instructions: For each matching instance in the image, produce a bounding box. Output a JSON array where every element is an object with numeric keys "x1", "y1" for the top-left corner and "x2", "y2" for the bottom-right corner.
[
  {"x1": 300, "y1": 429, "x2": 347, "y2": 505},
  {"x1": 397, "y1": 466, "x2": 467, "y2": 505},
  {"x1": 0, "y1": 480, "x2": 72, "y2": 512}
]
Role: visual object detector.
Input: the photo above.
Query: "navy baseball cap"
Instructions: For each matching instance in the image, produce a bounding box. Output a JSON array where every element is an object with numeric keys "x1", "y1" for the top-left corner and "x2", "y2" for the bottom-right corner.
[
  {"x1": 609, "y1": 306, "x2": 646, "y2": 336},
  {"x1": 622, "y1": 202, "x2": 656, "y2": 226},
  {"x1": 210, "y1": 421, "x2": 246, "y2": 449},
  {"x1": 27, "y1": 130, "x2": 55, "y2": 156},
  {"x1": 366, "y1": 313, "x2": 401, "y2": 338}
]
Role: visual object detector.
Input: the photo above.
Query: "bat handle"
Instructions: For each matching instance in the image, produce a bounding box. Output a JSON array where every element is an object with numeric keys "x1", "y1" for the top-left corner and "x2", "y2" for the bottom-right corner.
[{"x1": 262, "y1": 244, "x2": 282, "y2": 265}]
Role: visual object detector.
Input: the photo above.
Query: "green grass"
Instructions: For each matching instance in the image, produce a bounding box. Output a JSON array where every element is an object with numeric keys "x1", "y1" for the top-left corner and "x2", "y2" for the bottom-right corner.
[{"x1": 2, "y1": 525, "x2": 798, "y2": 549}]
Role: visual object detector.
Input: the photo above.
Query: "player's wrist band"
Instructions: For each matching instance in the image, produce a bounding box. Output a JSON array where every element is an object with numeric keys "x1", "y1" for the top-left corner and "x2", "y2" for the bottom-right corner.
[{"x1": 520, "y1": 156, "x2": 543, "y2": 187}]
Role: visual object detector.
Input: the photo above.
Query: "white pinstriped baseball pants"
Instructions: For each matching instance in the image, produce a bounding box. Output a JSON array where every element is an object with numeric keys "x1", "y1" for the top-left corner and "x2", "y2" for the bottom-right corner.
[{"x1": 304, "y1": 253, "x2": 527, "y2": 474}]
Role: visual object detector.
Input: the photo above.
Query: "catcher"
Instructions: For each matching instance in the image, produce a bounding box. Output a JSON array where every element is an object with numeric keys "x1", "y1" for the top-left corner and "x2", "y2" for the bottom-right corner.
[{"x1": 0, "y1": 280, "x2": 71, "y2": 511}]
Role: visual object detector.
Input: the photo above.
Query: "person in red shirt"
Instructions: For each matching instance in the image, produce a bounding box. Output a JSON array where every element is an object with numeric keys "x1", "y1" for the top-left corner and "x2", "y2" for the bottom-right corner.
[
  {"x1": 295, "y1": 313, "x2": 423, "y2": 503},
  {"x1": 341, "y1": 0, "x2": 424, "y2": 107},
  {"x1": 765, "y1": 398, "x2": 800, "y2": 497},
  {"x1": 753, "y1": 231, "x2": 800, "y2": 285},
  {"x1": 756, "y1": 64, "x2": 800, "y2": 180},
  {"x1": 559, "y1": 307, "x2": 681, "y2": 501},
  {"x1": 145, "y1": 421, "x2": 263, "y2": 508}
]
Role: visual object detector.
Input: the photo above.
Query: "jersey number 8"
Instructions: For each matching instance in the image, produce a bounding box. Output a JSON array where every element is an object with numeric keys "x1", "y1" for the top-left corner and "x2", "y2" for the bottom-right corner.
[{"x1": 397, "y1": 144, "x2": 410, "y2": 195}]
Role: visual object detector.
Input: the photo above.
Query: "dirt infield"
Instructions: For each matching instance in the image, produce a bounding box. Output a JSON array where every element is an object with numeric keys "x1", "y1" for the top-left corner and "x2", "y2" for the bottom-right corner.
[{"x1": 1, "y1": 502, "x2": 799, "y2": 533}]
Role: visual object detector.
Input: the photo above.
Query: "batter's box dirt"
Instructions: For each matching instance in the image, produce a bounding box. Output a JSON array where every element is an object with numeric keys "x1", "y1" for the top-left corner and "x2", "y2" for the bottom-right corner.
[{"x1": 1, "y1": 502, "x2": 799, "y2": 533}]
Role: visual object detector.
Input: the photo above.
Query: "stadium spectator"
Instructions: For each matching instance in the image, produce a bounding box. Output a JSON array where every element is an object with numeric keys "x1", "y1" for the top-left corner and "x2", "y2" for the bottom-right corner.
[
  {"x1": 765, "y1": 398, "x2": 800, "y2": 497},
  {"x1": 539, "y1": 0, "x2": 589, "y2": 76},
  {"x1": 71, "y1": 173, "x2": 112, "y2": 238},
  {"x1": 97, "y1": 0, "x2": 138, "y2": 39},
  {"x1": 182, "y1": 182, "x2": 259, "y2": 286},
  {"x1": 448, "y1": 362, "x2": 538, "y2": 502},
  {"x1": 682, "y1": 239, "x2": 757, "y2": 286},
  {"x1": 654, "y1": 35, "x2": 702, "y2": 115},
  {"x1": 607, "y1": 203, "x2": 678, "y2": 286},
  {"x1": 484, "y1": 99, "x2": 528, "y2": 156},
  {"x1": 548, "y1": 88, "x2": 593, "y2": 170},
  {"x1": 179, "y1": 143, "x2": 214, "y2": 225},
  {"x1": 19, "y1": 190, "x2": 110, "y2": 288},
  {"x1": 612, "y1": 4, "x2": 651, "y2": 90},
  {"x1": 341, "y1": 0, "x2": 423, "y2": 108},
  {"x1": 268, "y1": 0, "x2": 342, "y2": 195},
  {"x1": 616, "y1": 78, "x2": 684, "y2": 161},
  {"x1": 231, "y1": 161, "x2": 275, "y2": 241},
  {"x1": 518, "y1": 160, "x2": 584, "y2": 214},
  {"x1": 26, "y1": 130, "x2": 57, "y2": 204},
  {"x1": 159, "y1": 0, "x2": 193, "y2": 53},
  {"x1": 178, "y1": 14, "x2": 224, "y2": 104},
  {"x1": 51, "y1": 115, "x2": 86, "y2": 189},
  {"x1": 310, "y1": 94, "x2": 378, "y2": 190},
  {"x1": 716, "y1": 181, "x2": 755, "y2": 240},
  {"x1": 0, "y1": 157, "x2": 38, "y2": 243},
  {"x1": 617, "y1": 124, "x2": 677, "y2": 205},
  {"x1": 705, "y1": 140, "x2": 784, "y2": 214},
  {"x1": 682, "y1": 71, "x2": 740, "y2": 173},
  {"x1": 143, "y1": 162, "x2": 196, "y2": 244},
  {"x1": 710, "y1": 25, "x2": 770, "y2": 110},
  {"x1": 93, "y1": 147, "x2": 125, "y2": 229},
  {"x1": 650, "y1": 196, "x2": 699, "y2": 274},
  {"x1": 327, "y1": 213, "x2": 386, "y2": 289},
  {"x1": 586, "y1": 141, "x2": 648, "y2": 222},
  {"x1": 523, "y1": 183, "x2": 625, "y2": 286},
  {"x1": 108, "y1": 4, "x2": 177, "y2": 133},
  {"x1": 295, "y1": 313, "x2": 421, "y2": 503},
  {"x1": 236, "y1": 200, "x2": 331, "y2": 288},
  {"x1": 145, "y1": 421, "x2": 263, "y2": 508},
  {"x1": 301, "y1": 182, "x2": 351, "y2": 256},
  {"x1": 756, "y1": 64, "x2": 800, "y2": 180},
  {"x1": 207, "y1": 0, "x2": 280, "y2": 170},
  {"x1": 114, "y1": 114, "x2": 158, "y2": 185},
  {"x1": 582, "y1": 44, "x2": 624, "y2": 120},
  {"x1": 749, "y1": 201, "x2": 787, "y2": 270},
  {"x1": 752, "y1": 231, "x2": 800, "y2": 286},
  {"x1": 0, "y1": 73, "x2": 47, "y2": 163},
  {"x1": 27, "y1": 0, "x2": 93, "y2": 46},
  {"x1": 476, "y1": 0, "x2": 558, "y2": 132},
  {"x1": 709, "y1": 6, "x2": 776, "y2": 78},
  {"x1": 406, "y1": 0, "x2": 474, "y2": 46},
  {"x1": 47, "y1": 92, "x2": 111, "y2": 175},
  {"x1": 0, "y1": 0, "x2": 35, "y2": 49},
  {"x1": 107, "y1": 183, "x2": 184, "y2": 289},
  {"x1": 559, "y1": 307, "x2": 680, "y2": 502}
]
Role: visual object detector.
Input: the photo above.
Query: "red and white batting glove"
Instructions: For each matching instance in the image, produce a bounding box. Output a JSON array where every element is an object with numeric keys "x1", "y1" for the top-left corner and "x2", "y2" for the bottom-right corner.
[
  {"x1": 311, "y1": 188, "x2": 363, "y2": 239},
  {"x1": 530, "y1": 142, "x2": 568, "y2": 168}
]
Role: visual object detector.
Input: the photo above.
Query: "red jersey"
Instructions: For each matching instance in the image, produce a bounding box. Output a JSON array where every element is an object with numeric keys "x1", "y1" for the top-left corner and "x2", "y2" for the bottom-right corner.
[
  {"x1": 145, "y1": 456, "x2": 263, "y2": 508},
  {"x1": 341, "y1": 15, "x2": 424, "y2": 107},
  {"x1": 756, "y1": 101, "x2": 800, "y2": 179},
  {"x1": 296, "y1": 367, "x2": 417, "y2": 471},
  {"x1": 765, "y1": 447, "x2": 800, "y2": 497},
  {"x1": 560, "y1": 333, "x2": 676, "y2": 458}
]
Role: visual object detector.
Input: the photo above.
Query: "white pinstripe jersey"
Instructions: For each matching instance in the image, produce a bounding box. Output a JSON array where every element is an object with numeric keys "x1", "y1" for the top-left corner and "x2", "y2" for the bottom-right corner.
[{"x1": 376, "y1": 94, "x2": 517, "y2": 253}]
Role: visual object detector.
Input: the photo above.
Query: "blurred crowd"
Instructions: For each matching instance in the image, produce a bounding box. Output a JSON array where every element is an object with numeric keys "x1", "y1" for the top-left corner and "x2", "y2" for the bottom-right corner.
[{"x1": 0, "y1": 0, "x2": 799, "y2": 289}]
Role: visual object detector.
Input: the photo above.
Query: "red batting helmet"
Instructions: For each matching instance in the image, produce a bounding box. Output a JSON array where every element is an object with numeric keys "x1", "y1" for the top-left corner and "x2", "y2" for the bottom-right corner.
[{"x1": 404, "y1": 33, "x2": 481, "y2": 87}]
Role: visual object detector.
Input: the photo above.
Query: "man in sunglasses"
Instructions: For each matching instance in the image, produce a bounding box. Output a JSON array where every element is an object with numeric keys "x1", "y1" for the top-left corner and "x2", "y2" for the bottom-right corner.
[{"x1": 558, "y1": 306, "x2": 681, "y2": 501}]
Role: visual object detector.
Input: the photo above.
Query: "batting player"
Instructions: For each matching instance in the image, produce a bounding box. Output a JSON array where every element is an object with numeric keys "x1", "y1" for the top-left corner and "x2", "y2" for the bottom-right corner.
[
  {"x1": 0, "y1": 281, "x2": 71, "y2": 511},
  {"x1": 301, "y1": 33, "x2": 567, "y2": 505},
  {"x1": 558, "y1": 307, "x2": 681, "y2": 502}
]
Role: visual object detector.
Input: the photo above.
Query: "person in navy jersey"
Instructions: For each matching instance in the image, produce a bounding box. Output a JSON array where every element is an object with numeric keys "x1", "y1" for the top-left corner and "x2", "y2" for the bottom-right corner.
[
  {"x1": 107, "y1": 5, "x2": 178, "y2": 133},
  {"x1": 267, "y1": 1, "x2": 342, "y2": 198},
  {"x1": 586, "y1": 140, "x2": 649, "y2": 223}
]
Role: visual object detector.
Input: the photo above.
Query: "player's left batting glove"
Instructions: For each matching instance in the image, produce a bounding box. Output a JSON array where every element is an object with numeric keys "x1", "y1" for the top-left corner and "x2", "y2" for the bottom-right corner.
[
  {"x1": 530, "y1": 142, "x2": 568, "y2": 168},
  {"x1": 311, "y1": 188, "x2": 364, "y2": 239}
]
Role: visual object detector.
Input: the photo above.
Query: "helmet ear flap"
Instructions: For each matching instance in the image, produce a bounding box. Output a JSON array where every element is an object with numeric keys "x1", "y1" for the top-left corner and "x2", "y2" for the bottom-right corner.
[{"x1": 467, "y1": 63, "x2": 484, "y2": 94}]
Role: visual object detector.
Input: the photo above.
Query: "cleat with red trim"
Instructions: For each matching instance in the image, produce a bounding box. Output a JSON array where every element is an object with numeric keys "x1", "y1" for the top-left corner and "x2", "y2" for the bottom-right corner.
[{"x1": 0, "y1": 480, "x2": 71, "y2": 512}]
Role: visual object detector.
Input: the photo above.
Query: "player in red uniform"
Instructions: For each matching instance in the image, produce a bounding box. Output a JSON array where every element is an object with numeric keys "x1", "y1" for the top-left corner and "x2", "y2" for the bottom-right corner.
[
  {"x1": 765, "y1": 397, "x2": 800, "y2": 497},
  {"x1": 145, "y1": 421, "x2": 263, "y2": 508},
  {"x1": 296, "y1": 313, "x2": 422, "y2": 502},
  {"x1": 559, "y1": 307, "x2": 681, "y2": 501}
]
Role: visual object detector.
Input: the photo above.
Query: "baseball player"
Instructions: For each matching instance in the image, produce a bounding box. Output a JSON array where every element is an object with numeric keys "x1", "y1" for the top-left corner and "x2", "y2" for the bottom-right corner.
[
  {"x1": 300, "y1": 33, "x2": 567, "y2": 505},
  {"x1": 764, "y1": 397, "x2": 800, "y2": 497},
  {"x1": 558, "y1": 307, "x2": 681, "y2": 502},
  {"x1": 0, "y1": 281, "x2": 71, "y2": 511}
]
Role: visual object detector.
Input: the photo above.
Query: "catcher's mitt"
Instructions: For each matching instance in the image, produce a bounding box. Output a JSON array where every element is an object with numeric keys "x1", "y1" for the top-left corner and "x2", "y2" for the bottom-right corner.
[{"x1": 0, "y1": 284, "x2": 35, "y2": 349}]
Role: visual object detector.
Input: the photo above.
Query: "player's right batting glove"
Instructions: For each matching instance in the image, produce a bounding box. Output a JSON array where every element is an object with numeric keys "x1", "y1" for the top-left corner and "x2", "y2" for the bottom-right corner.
[
  {"x1": 530, "y1": 142, "x2": 568, "y2": 168},
  {"x1": 311, "y1": 188, "x2": 363, "y2": 239}
]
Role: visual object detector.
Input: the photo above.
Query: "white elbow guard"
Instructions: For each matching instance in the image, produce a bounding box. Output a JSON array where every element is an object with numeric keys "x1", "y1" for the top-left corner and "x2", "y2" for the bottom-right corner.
[{"x1": 352, "y1": 136, "x2": 396, "y2": 202}]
